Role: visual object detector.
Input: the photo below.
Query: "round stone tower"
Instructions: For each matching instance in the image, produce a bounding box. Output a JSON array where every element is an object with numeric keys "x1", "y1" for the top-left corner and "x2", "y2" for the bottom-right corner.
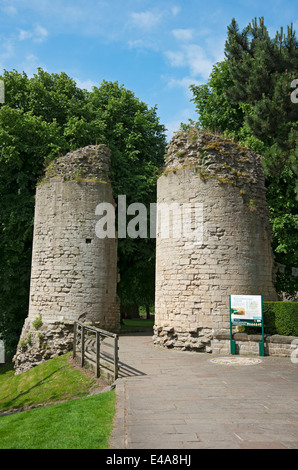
[
  {"x1": 14, "y1": 145, "x2": 120, "y2": 374},
  {"x1": 153, "y1": 129, "x2": 278, "y2": 352}
]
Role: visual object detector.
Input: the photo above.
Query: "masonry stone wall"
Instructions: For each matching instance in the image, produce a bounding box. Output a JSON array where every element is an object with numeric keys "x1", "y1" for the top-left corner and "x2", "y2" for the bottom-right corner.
[
  {"x1": 14, "y1": 145, "x2": 120, "y2": 374},
  {"x1": 212, "y1": 332, "x2": 298, "y2": 358},
  {"x1": 153, "y1": 129, "x2": 278, "y2": 352}
]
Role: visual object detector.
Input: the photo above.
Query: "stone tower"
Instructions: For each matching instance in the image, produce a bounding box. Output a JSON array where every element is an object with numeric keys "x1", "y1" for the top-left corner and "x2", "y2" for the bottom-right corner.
[
  {"x1": 153, "y1": 129, "x2": 278, "y2": 352},
  {"x1": 14, "y1": 145, "x2": 120, "y2": 374}
]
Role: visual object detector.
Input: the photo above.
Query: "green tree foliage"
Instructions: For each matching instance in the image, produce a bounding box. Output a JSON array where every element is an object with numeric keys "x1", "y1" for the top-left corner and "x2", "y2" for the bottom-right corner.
[
  {"x1": 190, "y1": 18, "x2": 298, "y2": 298},
  {"x1": 87, "y1": 81, "x2": 166, "y2": 317},
  {"x1": 190, "y1": 61, "x2": 245, "y2": 136},
  {"x1": 0, "y1": 69, "x2": 166, "y2": 357},
  {"x1": 225, "y1": 17, "x2": 298, "y2": 178}
]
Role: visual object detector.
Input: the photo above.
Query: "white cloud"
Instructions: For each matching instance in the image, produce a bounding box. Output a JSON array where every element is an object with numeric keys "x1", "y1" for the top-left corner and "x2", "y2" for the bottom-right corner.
[
  {"x1": 18, "y1": 24, "x2": 49, "y2": 43},
  {"x1": 205, "y1": 36, "x2": 226, "y2": 63},
  {"x1": 0, "y1": 39, "x2": 14, "y2": 61},
  {"x1": 1, "y1": 4, "x2": 18, "y2": 15},
  {"x1": 34, "y1": 25, "x2": 49, "y2": 42},
  {"x1": 128, "y1": 39, "x2": 145, "y2": 49},
  {"x1": 172, "y1": 29, "x2": 194, "y2": 42},
  {"x1": 130, "y1": 10, "x2": 162, "y2": 30},
  {"x1": 171, "y1": 6, "x2": 181, "y2": 17},
  {"x1": 165, "y1": 50, "x2": 185, "y2": 67},
  {"x1": 167, "y1": 76, "x2": 201, "y2": 96},
  {"x1": 186, "y1": 44, "x2": 214, "y2": 79},
  {"x1": 20, "y1": 54, "x2": 46, "y2": 78},
  {"x1": 75, "y1": 78, "x2": 97, "y2": 91},
  {"x1": 167, "y1": 77, "x2": 194, "y2": 88},
  {"x1": 165, "y1": 119, "x2": 181, "y2": 139},
  {"x1": 165, "y1": 44, "x2": 213, "y2": 80},
  {"x1": 127, "y1": 38, "x2": 158, "y2": 51},
  {"x1": 165, "y1": 108, "x2": 197, "y2": 140},
  {"x1": 19, "y1": 30, "x2": 32, "y2": 41}
]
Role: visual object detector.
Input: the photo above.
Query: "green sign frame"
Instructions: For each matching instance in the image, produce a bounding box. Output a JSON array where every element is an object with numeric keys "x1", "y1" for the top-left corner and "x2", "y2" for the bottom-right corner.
[{"x1": 229, "y1": 295, "x2": 265, "y2": 356}]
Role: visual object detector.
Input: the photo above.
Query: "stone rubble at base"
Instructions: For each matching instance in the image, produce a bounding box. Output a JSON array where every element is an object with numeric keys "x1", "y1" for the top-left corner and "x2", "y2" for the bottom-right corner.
[
  {"x1": 153, "y1": 129, "x2": 278, "y2": 352},
  {"x1": 13, "y1": 145, "x2": 120, "y2": 375}
]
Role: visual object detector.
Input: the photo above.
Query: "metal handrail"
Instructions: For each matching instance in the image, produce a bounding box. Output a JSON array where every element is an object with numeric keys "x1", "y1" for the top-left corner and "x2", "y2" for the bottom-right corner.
[{"x1": 73, "y1": 321, "x2": 119, "y2": 381}]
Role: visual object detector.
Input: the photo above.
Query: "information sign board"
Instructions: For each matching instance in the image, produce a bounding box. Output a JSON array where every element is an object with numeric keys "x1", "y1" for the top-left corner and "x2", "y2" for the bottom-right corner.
[
  {"x1": 230, "y1": 294, "x2": 263, "y2": 327},
  {"x1": 229, "y1": 294, "x2": 265, "y2": 356}
]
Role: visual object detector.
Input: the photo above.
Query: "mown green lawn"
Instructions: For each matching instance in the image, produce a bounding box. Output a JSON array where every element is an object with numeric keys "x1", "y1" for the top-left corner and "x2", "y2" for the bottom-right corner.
[
  {"x1": 0, "y1": 352, "x2": 116, "y2": 449},
  {"x1": 0, "y1": 391, "x2": 116, "y2": 449},
  {"x1": 120, "y1": 317, "x2": 154, "y2": 332},
  {"x1": 0, "y1": 352, "x2": 96, "y2": 412}
]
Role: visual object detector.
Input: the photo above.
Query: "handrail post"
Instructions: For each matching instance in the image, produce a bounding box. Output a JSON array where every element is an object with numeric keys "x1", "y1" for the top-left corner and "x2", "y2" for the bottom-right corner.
[
  {"x1": 74, "y1": 321, "x2": 119, "y2": 380},
  {"x1": 73, "y1": 322, "x2": 77, "y2": 359},
  {"x1": 96, "y1": 331, "x2": 100, "y2": 378},
  {"x1": 114, "y1": 335, "x2": 119, "y2": 380},
  {"x1": 81, "y1": 325, "x2": 85, "y2": 368}
]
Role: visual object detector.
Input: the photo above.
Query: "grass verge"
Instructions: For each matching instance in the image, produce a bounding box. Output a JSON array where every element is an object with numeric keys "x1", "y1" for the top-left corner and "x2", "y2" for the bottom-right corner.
[
  {"x1": 0, "y1": 390, "x2": 116, "y2": 449},
  {"x1": 0, "y1": 352, "x2": 116, "y2": 449},
  {"x1": 0, "y1": 352, "x2": 98, "y2": 413},
  {"x1": 120, "y1": 317, "x2": 154, "y2": 333}
]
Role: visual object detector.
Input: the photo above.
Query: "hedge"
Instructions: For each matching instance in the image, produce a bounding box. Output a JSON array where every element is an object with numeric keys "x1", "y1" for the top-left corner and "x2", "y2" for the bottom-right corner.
[{"x1": 263, "y1": 302, "x2": 298, "y2": 336}]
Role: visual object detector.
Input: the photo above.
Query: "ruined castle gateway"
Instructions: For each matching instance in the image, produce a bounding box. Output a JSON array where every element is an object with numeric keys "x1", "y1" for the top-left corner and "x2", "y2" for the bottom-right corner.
[
  {"x1": 14, "y1": 145, "x2": 120, "y2": 374},
  {"x1": 153, "y1": 129, "x2": 278, "y2": 352}
]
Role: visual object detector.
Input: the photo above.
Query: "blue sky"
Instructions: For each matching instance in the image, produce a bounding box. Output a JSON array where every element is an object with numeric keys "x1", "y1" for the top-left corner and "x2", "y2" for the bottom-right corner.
[{"x1": 0, "y1": 0, "x2": 297, "y2": 139}]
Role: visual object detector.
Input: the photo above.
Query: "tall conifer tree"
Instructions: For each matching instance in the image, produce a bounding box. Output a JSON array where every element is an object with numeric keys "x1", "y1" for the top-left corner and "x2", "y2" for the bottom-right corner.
[{"x1": 190, "y1": 17, "x2": 298, "y2": 297}]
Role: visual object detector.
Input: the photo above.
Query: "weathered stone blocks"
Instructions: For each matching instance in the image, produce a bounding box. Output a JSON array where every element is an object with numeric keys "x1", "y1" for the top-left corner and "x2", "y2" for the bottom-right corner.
[
  {"x1": 153, "y1": 129, "x2": 278, "y2": 352},
  {"x1": 14, "y1": 145, "x2": 120, "y2": 374},
  {"x1": 211, "y1": 331, "x2": 298, "y2": 357}
]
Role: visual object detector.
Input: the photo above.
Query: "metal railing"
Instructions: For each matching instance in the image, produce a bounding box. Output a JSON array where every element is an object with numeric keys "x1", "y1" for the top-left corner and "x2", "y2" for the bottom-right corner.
[{"x1": 73, "y1": 321, "x2": 119, "y2": 382}]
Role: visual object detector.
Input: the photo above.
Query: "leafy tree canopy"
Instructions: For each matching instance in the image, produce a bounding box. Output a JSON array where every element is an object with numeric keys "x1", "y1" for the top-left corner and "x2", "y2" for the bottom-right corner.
[
  {"x1": 189, "y1": 17, "x2": 298, "y2": 298},
  {"x1": 0, "y1": 69, "x2": 166, "y2": 356}
]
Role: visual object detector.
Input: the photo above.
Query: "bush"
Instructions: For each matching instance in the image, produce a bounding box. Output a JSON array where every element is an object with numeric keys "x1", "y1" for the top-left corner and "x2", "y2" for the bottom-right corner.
[{"x1": 263, "y1": 302, "x2": 298, "y2": 336}]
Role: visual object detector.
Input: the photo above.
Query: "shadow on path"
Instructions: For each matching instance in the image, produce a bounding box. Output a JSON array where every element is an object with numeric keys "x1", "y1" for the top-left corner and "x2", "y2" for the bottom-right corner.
[{"x1": 118, "y1": 361, "x2": 146, "y2": 378}]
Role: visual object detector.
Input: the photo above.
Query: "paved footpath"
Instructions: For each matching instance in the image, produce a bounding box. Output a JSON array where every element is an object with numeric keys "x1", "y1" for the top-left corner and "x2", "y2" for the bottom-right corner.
[{"x1": 109, "y1": 331, "x2": 298, "y2": 450}]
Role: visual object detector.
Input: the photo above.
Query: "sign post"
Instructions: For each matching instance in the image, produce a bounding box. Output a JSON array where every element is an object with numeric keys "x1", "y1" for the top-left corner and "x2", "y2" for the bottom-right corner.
[
  {"x1": 229, "y1": 295, "x2": 265, "y2": 356},
  {"x1": 229, "y1": 295, "x2": 236, "y2": 354}
]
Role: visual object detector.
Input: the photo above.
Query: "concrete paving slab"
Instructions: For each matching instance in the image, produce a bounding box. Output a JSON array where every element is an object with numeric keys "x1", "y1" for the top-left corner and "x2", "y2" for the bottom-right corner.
[{"x1": 109, "y1": 332, "x2": 298, "y2": 450}]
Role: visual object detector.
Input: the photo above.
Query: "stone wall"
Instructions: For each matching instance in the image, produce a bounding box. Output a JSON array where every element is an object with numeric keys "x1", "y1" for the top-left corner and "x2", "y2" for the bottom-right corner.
[
  {"x1": 212, "y1": 331, "x2": 298, "y2": 358},
  {"x1": 153, "y1": 129, "x2": 278, "y2": 352},
  {"x1": 14, "y1": 145, "x2": 120, "y2": 374}
]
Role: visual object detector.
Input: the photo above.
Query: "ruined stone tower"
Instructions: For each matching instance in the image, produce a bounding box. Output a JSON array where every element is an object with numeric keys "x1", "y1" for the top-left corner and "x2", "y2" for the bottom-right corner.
[
  {"x1": 14, "y1": 145, "x2": 120, "y2": 374},
  {"x1": 153, "y1": 129, "x2": 278, "y2": 352}
]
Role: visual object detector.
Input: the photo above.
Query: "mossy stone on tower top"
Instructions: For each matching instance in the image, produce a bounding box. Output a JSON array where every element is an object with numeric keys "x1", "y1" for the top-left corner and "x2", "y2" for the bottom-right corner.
[
  {"x1": 14, "y1": 144, "x2": 120, "y2": 375},
  {"x1": 164, "y1": 129, "x2": 267, "y2": 215},
  {"x1": 42, "y1": 144, "x2": 111, "y2": 183},
  {"x1": 154, "y1": 128, "x2": 277, "y2": 353}
]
